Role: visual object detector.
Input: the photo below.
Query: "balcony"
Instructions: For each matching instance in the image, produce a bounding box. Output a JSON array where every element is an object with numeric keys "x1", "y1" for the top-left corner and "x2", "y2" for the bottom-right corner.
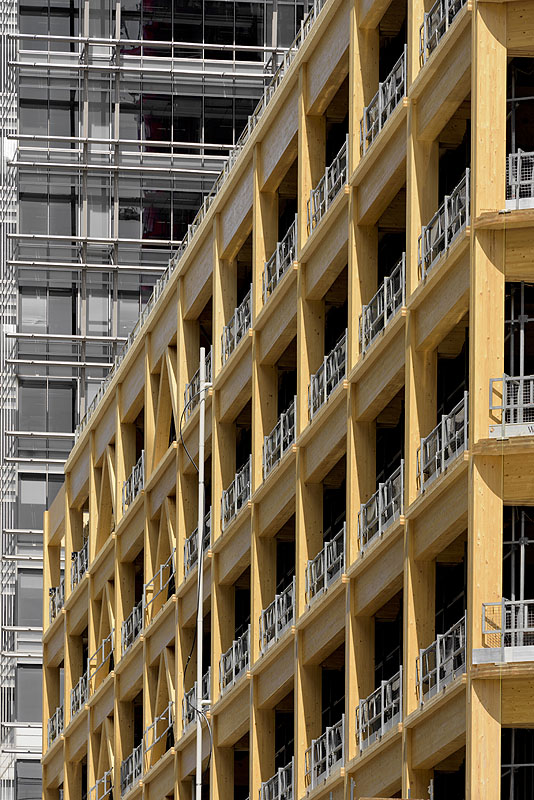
[
  {"x1": 220, "y1": 625, "x2": 250, "y2": 696},
  {"x1": 308, "y1": 331, "x2": 347, "y2": 421},
  {"x1": 260, "y1": 577, "x2": 295, "y2": 653},
  {"x1": 417, "y1": 392, "x2": 468, "y2": 492},
  {"x1": 49, "y1": 579, "x2": 64, "y2": 624},
  {"x1": 71, "y1": 537, "x2": 89, "y2": 589},
  {"x1": 47, "y1": 704, "x2": 63, "y2": 748},
  {"x1": 263, "y1": 398, "x2": 296, "y2": 478},
  {"x1": 419, "y1": 0, "x2": 468, "y2": 64},
  {"x1": 144, "y1": 700, "x2": 174, "y2": 766},
  {"x1": 263, "y1": 215, "x2": 298, "y2": 302},
  {"x1": 182, "y1": 667, "x2": 211, "y2": 728},
  {"x1": 307, "y1": 136, "x2": 348, "y2": 233},
  {"x1": 360, "y1": 47, "x2": 406, "y2": 156},
  {"x1": 122, "y1": 451, "x2": 145, "y2": 513},
  {"x1": 70, "y1": 670, "x2": 89, "y2": 719},
  {"x1": 221, "y1": 456, "x2": 252, "y2": 531},
  {"x1": 121, "y1": 599, "x2": 143, "y2": 656},
  {"x1": 143, "y1": 550, "x2": 176, "y2": 623},
  {"x1": 417, "y1": 614, "x2": 466, "y2": 703},
  {"x1": 222, "y1": 287, "x2": 252, "y2": 365},
  {"x1": 489, "y1": 374, "x2": 534, "y2": 438},
  {"x1": 357, "y1": 461, "x2": 404, "y2": 552},
  {"x1": 356, "y1": 669, "x2": 402, "y2": 753},
  {"x1": 184, "y1": 348, "x2": 212, "y2": 421},
  {"x1": 89, "y1": 769, "x2": 113, "y2": 800},
  {"x1": 120, "y1": 741, "x2": 143, "y2": 796},
  {"x1": 88, "y1": 630, "x2": 114, "y2": 695},
  {"x1": 359, "y1": 254, "x2": 405, "y2": 354},
  {"x1": 260, "y1": 759, "x2": 294, "y2": 800},
  {"x1": 184, "y1": 509, "x2": 212, "y2": 578},
  {"x1": 481, "y1": 599, "x2": 534, "y2": 660},
  {"x1": 418, "y1": 169, "x2": 470, "y2": 279},
  {"x1": 305, "y1": 524, "x2": 345, "y2": 605},
  {"x1": 305, "y1": 715, "x2": 345, "y2": 792}
]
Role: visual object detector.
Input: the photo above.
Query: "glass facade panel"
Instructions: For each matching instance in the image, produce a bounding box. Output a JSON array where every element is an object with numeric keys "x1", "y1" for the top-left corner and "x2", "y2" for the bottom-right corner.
[
  {"x1": 17, "y1": 570, "x2": 43, "y2": 627},
  {"x1": 15, "y1": 760, "x2": 41, "y2": 800},
  {"x1": 16, "y1": 666, "x2": 43, "y2": 722}
]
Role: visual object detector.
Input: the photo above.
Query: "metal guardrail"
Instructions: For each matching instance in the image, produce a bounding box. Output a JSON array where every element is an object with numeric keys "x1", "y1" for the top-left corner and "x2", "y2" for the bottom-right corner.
[
  {"x1": 120, "y1": 742, "x2": 143, "y2": 797},
  {"x1": 304, "y1": 715, "x2": 344, "y2": 791},
  {"x1": 305, "y1": 524, "x2": 345, "y2": 605},
  {"x1": 417, "y1": 391, "x2": 468, "y2": 492},
  {"x1": 483, "y1": 599, "x2": 534, "y2": 648},
  {"x1": 419, "y1": 0, "x2": 467, "y2": 64},
  {"x1": 143, "y1": 549, "x2": 176, "y2": 624},
  {"x1": 489, "y1": 374, "x2": 534, "y2": 438},
  {"x1": 121, "y1": 599, "x2": 143, "y2": 655},
  {"x1": 263, "y1": 398, "x2": 296, "y2": 478},
  {"x1": 358, "y1": 461, "x2": 404, "y2": 552},
  {"x1": 220, "y1": 625, "x2": 250, "y2": 695},
  {"x1": 307, "y1": 136, "x2": 348, "y2": 233},
  {"x1": 70, "y1": 670, "x2": 89, "y2": 718},
  {"x1": 182, "y1": 667, "x2": 211, "y2": 728},
  {"x1": 122, "y1": 450, "x2": 145, "y2": 513},
  {"x1": 143, "y1": 700, "x2": 174, "y2": 765},
  {"x1": 356, "y1": 668, "x2": 402, "y2": 753},
  {"x1": 221, "y1": 456, "x2": 252, "y2": 531},
  {"x1": 308, "y1": 331, "x2": 347, "y2": 420},
  {"x1": 222, "y1": 287, "x2": 252, "y2": 365},
  {"x1": 184, "y1": 508, "x2": 212, "y2": 577},
  {"x1": 89, "y1": 769, "x2": 113, "y2": 800},
  {"x1": 263, "y1": 216, "x2": 298, "y2": 302},
  {"x1": 88, "y1": 630, "x2": 114, "y2": 694},
  {"x1": 417, "y1": 613, "x2": 466, "y2": 703},
  {"x1": 506, "y1": 150, "x2": 534, "y2": 209},
  {"x1": 49, "y1": 578, "x2": 64, "y2": 624},
  {"x1": 184, "y1": 348, "x2": 213, "y2": 421},
  {"x1": 360, "y1": 47, "x2": 406, "y2": 155},
  {"x1": 359, "y1": 254, "x2": 405, "y2": 354},
  {"x1": 260, "y1": 577, "x2": 295, "y2": 653},
  {"x1": 47, "y1": 704, "x2": 63, "y2": 748},
  {"x1": 71, "y1": 537, "x2": 89, "y2": 588},
  {"x1": 418, "y1": 169, "x2": 469, "y2": 279},
  {"x1": 260, "y1": 759, "x2": 294, "y2": 800}
]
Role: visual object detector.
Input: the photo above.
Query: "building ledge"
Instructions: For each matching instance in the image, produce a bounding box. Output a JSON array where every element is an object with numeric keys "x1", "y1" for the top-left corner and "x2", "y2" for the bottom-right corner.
[{"x1": 473, "y1": 646, "x2": 534, "y2": 666}]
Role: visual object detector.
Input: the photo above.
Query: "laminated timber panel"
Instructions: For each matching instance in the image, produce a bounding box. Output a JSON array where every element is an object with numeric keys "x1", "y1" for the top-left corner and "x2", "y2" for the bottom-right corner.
[
  {"x1": 70, "y1": 448, "x2": 90, "y2": 507},
  {"x1": 256, "y1": 267, "x2": 298, "y2": 366},
  {"x1": 115, "y1": 643, "x2": 143, "y2": 701},
  {"x1": 261, "y1": 85, "x2": 299, "y2": 191},
  {"x1": 217, "y1": 513, "x2": 252, "y2": 586},
  {"x1": 145, "y1": 599, "x2": 176, "y2": 666},
  {"x1": 120, "y1": 350, "x2": 145, "y2": 422},
  {"x1": 117, "y1": 502, "x2": 144, "y2": 563},
  {"x1": 91, "y1": 541, "x2": 115, "y2": 600},
  {"x1": 353, "y1": 321, "x2": 405, "y2": 421},
  {"x1": 505, "y1": 227, "x2": 534, "y2": 281},
  {"x1": 358, "y1": 0, "x2": 396, "y2": 30},
  {"x1": 352, "y1": 524, "x2": 404, "y2": 616},
  {"x1": 220, "y1": 161, "x2": 254, "y2": 257},
  {"x1": 409, "y1": 682, "x2": 466, "y2": 769},
  {"x1": 183, "y1": 232, "x2": 214, "y2": 319},
  {"x1": 349, "y1": 733, "x2": 402, "y2": 798},
  {"x1": 306, "y1": 0, "x2": 350, "y2": 115},
  {"x1": 302, "y1": 387, "x2": 348, "y2": 483},
  {"x1": 507, "y1": 2, "x2": 534, "y2": 53},
  {"x1": 300, "y1": 586, "x2": 345, "y2": 664},
  {"x1": 414, "y1": 250, "x2": 470, "y2": 352},
  {"x1": 255, "y1": 449, "x2": 296, "y2": 538},
  {"x1": 48, "y1": 484, "x2": 64, "y2": 541},
  {"x1": 410, "y1": 461, "x2": 468, "y2": 561},
  {"x1": 181, "y1": 395, "x2": 213, "y2": 473},
  {"x1": 43, "y1": 744, "x2": 64, "y2": 788},
  {"x1": 255, "y1": 635, "x2": 295, "y2": 708},
  {"x1": 503, "y1": 450, "x2": 534, "y2": 503},
  {"x1": 149, "y1": 292, "x2": 178, "y2": 368},
  {"x1": 65, "y1": 712, "x2": 89, "y2": 762},
  {"x1": 67, "y1": 583, "x2": 90, "y2": 636},
  {"x1": 305, "y1": 206, "x2": 348, "y2": 301},
  {"x1": 179, "y1": 726, "x2": 211, "y2": 778},
  {"x1": 180, "y1": 561, "x2": 212, "y2": 627},
  {"x1": 148, "y1": 452, "x2": 177, "y2": 519},
  {"x1": 95, "y1": 401, "x2": 116, "y2": 464},
  {"x1": 44, "y1": 624, "x2": 65, "y2": 669},
  {"x1": 213, "y1": 679, "x2": 251, "y2": 746},
  {"x1": 144, "y1": 749, "x2": 175, "y2": 800},
  {"x1": 501, "y1": 677, "x2": 534, "y2": 726},
  {"x1": 89, "y1": 675, "x2": 114, "y2": 732},
  {"x1": 217, "y1": 334, "x2": 253, "y2": 422}
]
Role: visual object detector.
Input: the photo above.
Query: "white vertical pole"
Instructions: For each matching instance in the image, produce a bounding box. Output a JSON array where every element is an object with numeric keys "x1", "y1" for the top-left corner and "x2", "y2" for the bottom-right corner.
[{"x1": 196, "y1": 346, "x2": 206, "y2": 800}]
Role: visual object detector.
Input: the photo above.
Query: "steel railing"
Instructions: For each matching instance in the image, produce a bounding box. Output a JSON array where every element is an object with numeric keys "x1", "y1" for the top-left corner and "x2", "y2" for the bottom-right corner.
[
  {"x1": 360, "y1": 47, "x2": 406, "y2": 155},
  {"x1": 221, "y1": 456, "x2": 252, "y2": 531},
  {"x1": 184, "y1": 348, "x2": 213, "y2": 421},
  {"x1": 71, "y1": 537, "x2": 89, "y2": 588},
  {"x1": 359, "y1": 254, "x2": 405, "y2": 354},
  {"x1": 506, "y1": 149, "x2": 534, "y2": 209},
  {"x1": 49, "y1": 578, "x2": 65, "y2": 624},
  {"x1": 70, "y1": 670, "x2": 89, "y2": 718},
  {"x1": 358, "y1": 461, "x2": 404, "y2": 552},
  {"x1": 222, "y1": 287, "x2": 252, "y2": 365},
  {"x1": 419, "y1": 0, "x2": 467, "y2": 63},
  {"x1": 483, "y1": 599, "x2": 534, "y2": 649},
  {"x1": 122, "y1": 450, "x2": 145, "y2": 513},
  {"x1": 417, "y1": 613, "x2": 466, "y2": 703},
  {"x1": 489, "y1": 374, "x2": 534, "y2": 438},
  {"x1": 417, "y1": 392, "x2": 468, "y2": 492},
  {"x1": 88, "y1": 630, "x2": 114, "y2": 694},
  {"x1": 260, "y1": 759, "x2": 294, "y2": 800},
  {"x1": 89, "y1": 769, "x2": 113, "y2": 800},
  {"x1": 305, "y1": 524, "x2": 345, "y2": 605},
  {"x1": 220, "y1": 625, "x2": 250, "y2": 695},
  {"x1": 304, "y1": 715, "x2": 344, "y2": 791},
  {"x1": 47, "y1": 704, "x2": 64, "y2": 748},
  {"x1": 120, "y1": 741, "x2": 143, "y2": 797},
  {"x1": 260, "y1": 577, "x2": 295, "y2": 653},
  {"x1": 144, "y1": 700, "x2": 174, "y2": 765},
  {"x1": 356, "y1": 668, "x2": 402, "y2": 753},
  {"x1": 307, "y1": 136, "x2": 348, "y2": 233},
  {"x1": 121, "y1": 599, "x2": 143, "y2": 655},
  {"x1": 143, "y1": 549, "x2": 176, "y2": 623},
  {"x1": 263, "y1": 215, "x2": 298, "y2": 302},
  {"x1": 263, "y1": 398, "x2": 296, "y2": 478},
  {"x1": 182, "y1": 667, "x2": 211, "y2": 728},
  {"x1": 418, "y1": 169, "x2": 470, "y2": 279},
  {"x1": 308, "y1": 331, "x2": 347, "y2": 420},
  {"x1": 184, "y1": 508, "x2": 212, "y2": 577}
]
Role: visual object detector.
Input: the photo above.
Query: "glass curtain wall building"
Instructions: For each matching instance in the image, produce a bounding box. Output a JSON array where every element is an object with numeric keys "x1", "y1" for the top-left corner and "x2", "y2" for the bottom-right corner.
[{"x1": 0, "y1": 0, "x2": 303, "y2": 794}]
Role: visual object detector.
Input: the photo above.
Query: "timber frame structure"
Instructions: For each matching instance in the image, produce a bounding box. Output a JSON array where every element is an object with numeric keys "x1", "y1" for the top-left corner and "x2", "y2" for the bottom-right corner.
[{"x1": 42, "y1": 0, "x2": 534, "y2": 797}]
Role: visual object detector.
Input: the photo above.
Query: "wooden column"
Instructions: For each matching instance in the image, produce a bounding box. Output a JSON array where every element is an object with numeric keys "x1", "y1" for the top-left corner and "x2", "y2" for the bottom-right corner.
[
  {"x1": 297, "y1": 63, "x2": 325, "y2": 253},
  {"x1": 252, "y1": 141, "x2": 278, "y2": 319}
]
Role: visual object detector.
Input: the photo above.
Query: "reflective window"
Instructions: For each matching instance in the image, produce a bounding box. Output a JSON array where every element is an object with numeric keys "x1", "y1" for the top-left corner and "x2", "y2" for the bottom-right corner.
[
  {"x1": 17, "y1": 570, "x2": 42, "y2": 627},
  {"x1": 15, "y1": 760, "x2": 41, "y2": 800},
  {"x1": 19, "y1": 381, "x2": 46, "y2": 431},
  {"x1": 17, "y1": 475, "x2": 46, "y2": 530},
  {"x1": 16, "y1": 666, "x2": 42, "y2": 722},
  {"x1": 20, "y1": 288, "x2": 46, "y2": 333}
]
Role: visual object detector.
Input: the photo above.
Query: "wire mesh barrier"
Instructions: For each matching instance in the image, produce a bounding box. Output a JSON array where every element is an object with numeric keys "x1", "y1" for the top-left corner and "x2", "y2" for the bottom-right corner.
[
  {"x1": 222, "y1": 288, "x2": 252, "y2": 365},
  {"x1": 122, "y1": 450, "x2": 145, "y2": 513},
  {"x1": 305, "y1": 524, "x2": 345, "y2": 605},
  {"x1": 143, "y1": 549, "x2": 176, "y2": 624},
  {"x1": 71, "y1": 537, "x2": 89, "y2": 588},
  {"x1": 184, "y1": 348, "x2": 213, "y2": 421},
  {"x1": 70, "y1": 670, "x2": 89, "y2": 718},
  {"x1": 489, "y1": 374, "x2": 534, "y2": 438},
  {"x1": 308, "y1": 331, "x2": 347, "y2": 420},
  {"x1": 417, "y1": 392, "x2": 468, "y2": 492},
  {"x1": 143, "y1": 701, "x2": 174, "y2": 768},
  {"x1": 121, "y1": 599, "x2": 143, "y2": 655},
  {"x1": 307, "y1": 136, "x2": 348, "y2": 233},
  {"x1": 221, "y1": 456, "x2": 252, "y2": 531},
  {"x1": 506, "y1": 150, "x2": 534, "y2": 209},
  {"x1": 88, "y1": 630, "x2": 114, "y2": 695},
  {"x1": 360, "y1": 47, "x2": 406, "y2": 155},
  {"x1": 260, "y1": 759, "x2": 294, "y2": 800},
  {"x1": 49, "y1": 578, "x2": 65, "y2": 624},
  {"x1": 482, "y1": 599, "x2": 534, "y2": 648},
  {"x1": 47, "y1": 704, "x2": 63, "y2": 748},
  {"x1": 263, "y1": 216, "x2": 298, "y2": 302},
  {"x1": 89, "y1": 769, "x2": 113, "y2": 800},
  {"x1": 120, "y1": 741, "x2": 143, "y2": 797},
  {"x1": 359, "y1": 254, "x2": 405, "y2": 354},
  {"x1": 220, "y1": 625, "x2": 250, "y2": 695},
  {"x1": 182, "y1": 667, "x2": 211, "y2": 728},
  {"x1": 418, "y1": 169, "x2": 470, "y2": 279},
  {"x1": 419, "y1": 0, "x2": 468, "y2": 64},
  {"x1": 260, "y1": 577, "x2": 295, "y2": 653},
  {"x1": 417, "y1": 614, "x2": 466, "y2": 703},
  {"x1": 263, "y1": 398, "x2": 296, "y2": 478},
  {"x1": 184, "y1": 508, "x2": 212, "y2": 577},
  {"x1": 304, "y1": 716, "x2": 345, "y2": 791},
  {"x1": 356, "y1": 669, "x2": 402, "y2": 753},
  {"x1": 357, "y1": 461, "x2": 404, "y2": 552}
]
